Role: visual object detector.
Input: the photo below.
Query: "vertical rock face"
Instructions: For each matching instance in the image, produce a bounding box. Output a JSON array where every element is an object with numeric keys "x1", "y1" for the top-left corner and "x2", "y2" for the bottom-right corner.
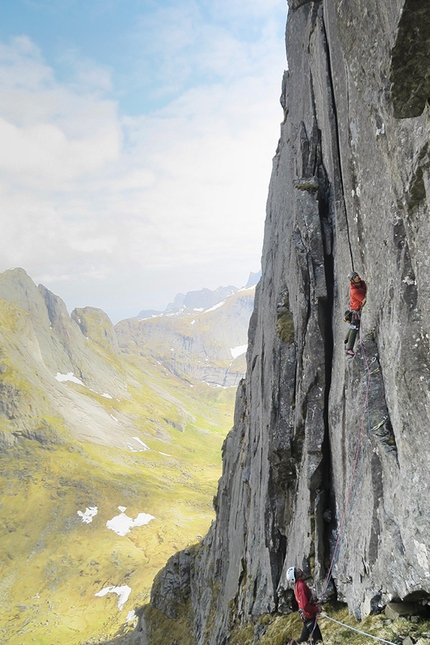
[{"x1": 140, "y1": 0, "x2": 430, "y2": 641}]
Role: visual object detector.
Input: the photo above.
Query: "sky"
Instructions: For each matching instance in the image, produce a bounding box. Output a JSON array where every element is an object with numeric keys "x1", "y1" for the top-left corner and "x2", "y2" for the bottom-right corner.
[{"x1": 0, "y1": 0, "x2": 287, "y2": 323}]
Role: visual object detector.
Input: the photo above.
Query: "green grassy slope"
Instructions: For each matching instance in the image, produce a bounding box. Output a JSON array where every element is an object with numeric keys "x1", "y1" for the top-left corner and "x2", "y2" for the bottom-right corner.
[
  {"x1": 0, "y1": 360, "x2": 235, "y2": 645},
  {"x1": 0, "y1": 271, "x2": 241, "y2": 645}
]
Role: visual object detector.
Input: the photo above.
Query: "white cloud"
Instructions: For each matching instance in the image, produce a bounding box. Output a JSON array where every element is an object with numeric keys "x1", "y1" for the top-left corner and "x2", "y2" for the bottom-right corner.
[
  {"x1": 58, "y1": 48, "x2": 113, "y2": 93},
  {"x1": 0, "y1": 36, "x2": 54, "y2": 91},
  {"x1": 70, "y1": 236, "x2": 116, "y2": 254},
  {"x1": 0, "y1": 116, "x2": 120, "y2": 183},
  {"x1": 0, "y1": 3, "x2": 286, "y2": 321}
]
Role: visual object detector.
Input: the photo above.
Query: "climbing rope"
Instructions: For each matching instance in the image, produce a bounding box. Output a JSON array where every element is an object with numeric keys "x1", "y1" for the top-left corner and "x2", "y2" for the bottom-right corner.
[
  {"x1": 293, "y1": 314, "x2": 387, "y2": 643},
  {"x1": 319, "y1": 318, "x2": 373, "y2": 600},
  {"x1": 312, "y1": 318, "x2": 398, "y2": 645},
  {"x1": 320, "y1": 613, "x2": 398, "y2": 645}
]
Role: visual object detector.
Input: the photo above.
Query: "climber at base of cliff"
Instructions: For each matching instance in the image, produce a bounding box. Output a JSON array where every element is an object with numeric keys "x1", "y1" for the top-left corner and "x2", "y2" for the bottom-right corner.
[
  {"x1": 344, "y1": 271, "x2": 367, "y2": 358},
  {"x1": 286, "y1": 567, "x2": 323, "y2": 644}
]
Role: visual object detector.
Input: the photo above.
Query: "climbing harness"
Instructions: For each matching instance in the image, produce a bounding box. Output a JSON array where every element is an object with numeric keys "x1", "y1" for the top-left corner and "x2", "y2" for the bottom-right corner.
[{"x1": 320, "y1": 613, "x2": 398, "y2": 645}]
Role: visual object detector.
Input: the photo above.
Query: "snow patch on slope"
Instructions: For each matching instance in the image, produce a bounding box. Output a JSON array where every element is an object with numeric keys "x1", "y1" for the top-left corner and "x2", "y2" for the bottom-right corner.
[
  {"x1": 106, "y1": 507, "x2": 155, "y2": 536},
  {"x1": 231, "y1": 345, "x2": 247, "y2": 359}
]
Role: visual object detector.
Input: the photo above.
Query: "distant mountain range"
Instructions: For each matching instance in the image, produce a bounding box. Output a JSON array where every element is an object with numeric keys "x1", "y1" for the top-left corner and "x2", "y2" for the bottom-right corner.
[
  {"x1": 0, "y1": 266, "x2": 257, "y2": 645},
  {"x1": 137, "y1": 270, "x2": 260, "y2": 319},
  {"x1": 127, "y1": 271, "x2": 260, "y2": 388},
  {"x1": 119, "y1": 284, "x2": 257, "y2": 388}
]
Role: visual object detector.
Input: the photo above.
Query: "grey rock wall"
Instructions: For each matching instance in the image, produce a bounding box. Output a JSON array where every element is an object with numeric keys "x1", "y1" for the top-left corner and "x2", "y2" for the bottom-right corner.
[
  {"x1": 139, "y1": 0, "x2": 430, "y2": 641},
  {"x1": 323, "y1": 0, "x2": 430, "y2": 617}
]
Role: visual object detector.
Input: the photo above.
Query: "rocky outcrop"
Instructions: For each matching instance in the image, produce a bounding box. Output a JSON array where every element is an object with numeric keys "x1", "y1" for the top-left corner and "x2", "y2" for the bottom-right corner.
[
  {"x1": 71, "y1": 306, "x2": 120, "y2": 354},
  {"x1": 139, "y1": 0, "x2": 430, "y2": 642}
]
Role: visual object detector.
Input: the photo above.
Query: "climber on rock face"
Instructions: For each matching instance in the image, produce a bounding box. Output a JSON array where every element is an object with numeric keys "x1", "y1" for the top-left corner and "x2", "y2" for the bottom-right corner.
[
  {"x1": 344, "y1": 271, "x2": 367, "y2": 358},
  {"x1": 286, "y1": 567, "x2": 323, "y2": 644}
]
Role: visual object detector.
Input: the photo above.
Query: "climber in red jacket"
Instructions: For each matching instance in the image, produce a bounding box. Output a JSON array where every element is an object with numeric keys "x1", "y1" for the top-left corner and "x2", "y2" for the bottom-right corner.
[
  {"x1": 286, "y1": 567, "x2": 323, "y2": 644},
  {"x1": 344, "y1": 271, "x2": 367, "y2": 358}
]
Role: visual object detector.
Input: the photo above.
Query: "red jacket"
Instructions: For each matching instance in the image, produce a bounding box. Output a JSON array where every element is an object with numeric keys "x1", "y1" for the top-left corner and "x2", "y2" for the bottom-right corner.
[
  {"x1": 294, "y1": 579, "x2": 319, "y2": 619},
  {"x1": 350, "y1": 280, "x2": 367, "y2": 311}
]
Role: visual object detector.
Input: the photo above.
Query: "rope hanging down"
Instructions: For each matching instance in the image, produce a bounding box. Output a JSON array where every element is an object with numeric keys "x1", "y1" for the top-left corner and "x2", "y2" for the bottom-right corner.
[{"x1": 320, "y1": 613, "x2": 398, "y2": 645}]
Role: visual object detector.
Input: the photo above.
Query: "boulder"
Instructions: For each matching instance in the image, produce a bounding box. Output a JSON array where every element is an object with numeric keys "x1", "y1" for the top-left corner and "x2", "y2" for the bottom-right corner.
[{"x1": 385, "y1": 603, "x2": 418, "y2": 620}]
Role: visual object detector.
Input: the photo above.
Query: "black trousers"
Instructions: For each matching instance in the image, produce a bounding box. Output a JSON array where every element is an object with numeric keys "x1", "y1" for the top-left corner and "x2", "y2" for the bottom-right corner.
[
  {"x1": 345, "y1": 311, "x2": 361, "y2": 352},
  {"x1": 298, "y1": 618, "x2": 323, "y2": 643}
]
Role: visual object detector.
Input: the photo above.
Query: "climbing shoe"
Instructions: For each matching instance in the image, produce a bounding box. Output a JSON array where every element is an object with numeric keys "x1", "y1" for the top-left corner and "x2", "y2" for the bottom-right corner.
[{"x1": 346, "y1": 349, "x2": 355, "y2": 357}]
